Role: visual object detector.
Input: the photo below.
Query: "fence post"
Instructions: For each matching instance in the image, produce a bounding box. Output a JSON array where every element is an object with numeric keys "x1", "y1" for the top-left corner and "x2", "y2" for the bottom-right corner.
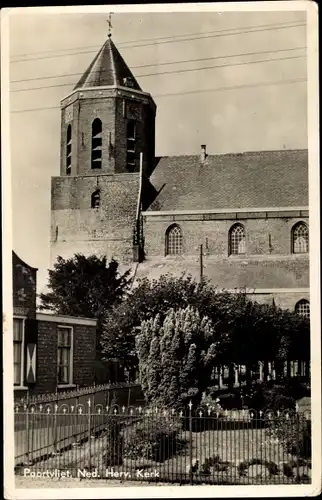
[
  {"x1": 295, "y1": 413, "x2": 300, "y2": 483},
  {"x1": 87, "y1": 398, "x2": 92, "y2": 470},
  {"x1": 52, "y1": 390, "x2": 58, "y2": 455},
  {"x1": 188, "y1": 401, "x2": 193, "y2": 485},
  {"x1": 24, "y1": 393, "x2": 30, "y2": 465}
]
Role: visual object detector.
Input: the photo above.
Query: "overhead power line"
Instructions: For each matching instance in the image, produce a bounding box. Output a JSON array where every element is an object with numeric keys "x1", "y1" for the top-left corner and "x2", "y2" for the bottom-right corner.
[
  {"x1": 10, "y1": 54, "x2": 306, "y2": 94},
  {"x1": 10, "y1": 78, "x2": 307, "y2": 114},
  {"x1": 10, "y1": 19, "x2": 304, "y2": 60},
  {"x1": 10, "y1": 22, "x2": 305, "y2": 64},
  {"x1": 10, "y1": 46, "x2": 306, "y2": 85}
]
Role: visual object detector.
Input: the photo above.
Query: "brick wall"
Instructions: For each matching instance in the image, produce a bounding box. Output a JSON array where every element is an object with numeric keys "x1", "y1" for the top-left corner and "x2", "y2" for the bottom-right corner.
[
  {"x1": 60, "y1": 90, "x2": 155, "y2": 177},
  {"x1": 51, "y1": 174, "x2": 140, "y2": 266},
  {"x1": 143, "y1": 215, "x2": 309, "y2": 258},
  {"x1": 29, "y1": 319, "x2": 96, "y2": 396}
]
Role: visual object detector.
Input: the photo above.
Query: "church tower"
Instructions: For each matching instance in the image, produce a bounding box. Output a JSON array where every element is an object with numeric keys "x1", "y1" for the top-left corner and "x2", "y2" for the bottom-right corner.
[{"x1": 51, "y1": 34, "x2": 156, "y2": 267}]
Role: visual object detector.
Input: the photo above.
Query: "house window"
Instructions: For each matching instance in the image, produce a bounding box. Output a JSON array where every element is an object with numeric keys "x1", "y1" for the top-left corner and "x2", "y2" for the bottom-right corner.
[
  {"x1": 166, "y1": 225, "x2": 183, "y2": 255},
  {"x1": 295, "y1": 299, "x2": 310, "y2": 319},
  {"x1": 292, "y1": 222, "x2": 309, "y2": 254},
  {"x1": 66, "y1": 124, "x2": 72, "y2": 175},
  {"x1": 126, "y1": 120, "x2": 136, "y2": 172},
  {"x1": 229, "y1": 224, "x2": 246, "y2": 255},
  {"x1": 57, "y1": 326, "x2": 73, "y2": 385},
  {"x1": 91, "y1": 118, "x2": 102, "y2": 169},
  {"x1": 13, "y1": 318, "x2": 24, "y2": 386},
  {"x1": 91, "y1": 189, "x2": 100, "y2": 208}
]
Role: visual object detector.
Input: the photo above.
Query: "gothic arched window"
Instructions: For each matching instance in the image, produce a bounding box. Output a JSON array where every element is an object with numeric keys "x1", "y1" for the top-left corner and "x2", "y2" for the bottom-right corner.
[
  {"x1": 229, "y1": 223, "x2": 246, "y2": 255},
  {"x1": 166, "y1": 225, "x2": 183, "y2": 255},
  {"x1": 292, "y1": 222, "x2": 309, "y2": 254},
  {"x1": 91, "y1": 190, "x2": 100, "y2": 209},
  {"x1": 66, "y1": 124, "x2": 72, "y2": 175},
  {"x1": 126, "y1": 120, "x2": 136, "y2": 172},
  {"x1": 295, "y1": 299, "x2": 310, "y2": 319},
  {"x1": 91, "y1": 118, "x2": 102, "y2": 169}
]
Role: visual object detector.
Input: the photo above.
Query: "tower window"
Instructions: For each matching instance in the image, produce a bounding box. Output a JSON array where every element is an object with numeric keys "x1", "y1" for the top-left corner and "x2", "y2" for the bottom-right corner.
[
  {"x1": 91, "y1": 118, "x2": 102, "y2": 169},
  {"x1": 295, "y1": 299, "x2": 310, "y2": 319},
  {"x1": 166, "y1": 224, "x2": 183, "y2": 256},
  {"x1": 229, "y1": 223, "x2": 246, "y2": 255},
  {"x1": 91, "y1": 190, "x2": 100, "y2": 208},
  {"x1": 126, "y1": 120, "x2": 136, "y2": 172},
  {"x1": 292, "y1": 222, "x2": 309, "y2": 254},
  {"x1": 66, "y1": 124, "x2": 72, "y2": 175}
]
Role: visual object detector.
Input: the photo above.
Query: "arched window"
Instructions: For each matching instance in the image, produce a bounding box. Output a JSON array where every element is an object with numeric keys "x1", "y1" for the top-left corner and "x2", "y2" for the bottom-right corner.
[
  {"x1": 166, "y1": 225, "x2": 183, "y2": 255},
  {"x1": 292, "y1": 222, "x2": 309, "y2": 254},
  {"x1": 91, "y1": 118, "x2": 102, "y2": 169},
  {"x1": 229, "y1": 224, "x2": 246, "y2": 255},
  {"x1": 126, "y1": 120, "x2": 136, "y2": 172},
  {"x1": 295, "y1": 299, "x2": 310, "y2": 319},
  {"x1": 91, "y1": 190, "x2": 100, "y2": 209},
  {"x1": 66, "y1": 125, "x2": 72, "y2": 175}
]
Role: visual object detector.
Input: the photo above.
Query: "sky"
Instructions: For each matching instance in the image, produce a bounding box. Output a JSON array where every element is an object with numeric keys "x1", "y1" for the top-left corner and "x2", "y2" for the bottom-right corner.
[{"x1": 7, "y1": 7, "x2": 307, "y2": 294}]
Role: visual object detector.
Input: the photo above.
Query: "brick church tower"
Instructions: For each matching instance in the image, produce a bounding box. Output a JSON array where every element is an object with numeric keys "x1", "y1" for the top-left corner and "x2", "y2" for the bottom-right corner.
[{"x1": 51, "y1": 34, "x2": 156, "y2": 267}]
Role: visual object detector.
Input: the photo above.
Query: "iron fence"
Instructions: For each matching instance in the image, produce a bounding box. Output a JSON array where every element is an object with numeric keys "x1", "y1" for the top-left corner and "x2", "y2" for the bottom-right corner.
[
  {"x1": 14, "y1": 402, "x2": 311, "y2": 485},
  {"x1": 15, "y1": 382, "x2": 144, "y2": 408}
]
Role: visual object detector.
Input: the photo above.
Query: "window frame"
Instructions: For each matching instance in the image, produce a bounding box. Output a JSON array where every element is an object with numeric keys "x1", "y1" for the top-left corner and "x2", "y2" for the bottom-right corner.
[
  {"x1": 57, "y1": 325, "x2": 74, "y2": 387},
  {"x1": 66, "y1": 124, "x2": 72, "y2": 175},
  {"x1": 228, "y1": 223, "x2": 247, "y2": 256},
  {"x1": 291, "y1": 221, "x2": 309, "y2": 254},
  {"x1": 91, "y1": 189, "x2": 101, "y2": 209},
  {"x1": 295, "y1": 299, "x2": 310, "y2": 319},
  {"x1": 91, "y1": 118, "x2": 103, "y2": 170},
  {"x1": 126, "y1": 120, "x2": 136, "y2": 171},
  {"x1": 13, "y1": 316, "x2": 27, "y2": 389},
  {"x1": 165, "y1": 224, "x2": 183, "y2": 256}
]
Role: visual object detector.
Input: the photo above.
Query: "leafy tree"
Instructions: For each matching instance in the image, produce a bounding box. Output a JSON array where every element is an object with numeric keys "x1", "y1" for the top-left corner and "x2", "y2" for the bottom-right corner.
[
  {"x1": 136, "y1": 306, "x2": 219, "y2": 407},
  {"x1": 101, "y1": 275, "x2": 233, "y2": 373},
  {"x1": 100, "y1": 274, "x2": 310, "y2": 382},
  {"x1": 39, "y1": 254, "x2": 131, "y2": 318}
]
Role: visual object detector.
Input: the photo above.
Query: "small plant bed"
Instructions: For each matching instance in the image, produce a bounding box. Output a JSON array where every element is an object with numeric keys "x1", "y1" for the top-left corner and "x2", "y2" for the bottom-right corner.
[{"x1": 20, "y1": 422, "x2": 311, "y2": 485}]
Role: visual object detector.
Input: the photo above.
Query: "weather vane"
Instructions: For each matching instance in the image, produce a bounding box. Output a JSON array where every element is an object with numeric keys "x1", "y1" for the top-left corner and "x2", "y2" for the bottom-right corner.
[{"x1": 107, "y1": 12, "x2": 114, "y2": 38}]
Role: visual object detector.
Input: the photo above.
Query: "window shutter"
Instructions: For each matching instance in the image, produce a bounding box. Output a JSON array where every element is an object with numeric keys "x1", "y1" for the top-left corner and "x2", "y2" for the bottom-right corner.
[{"x1": 24, "y1": 319, "x2": 38, "y2": 384}]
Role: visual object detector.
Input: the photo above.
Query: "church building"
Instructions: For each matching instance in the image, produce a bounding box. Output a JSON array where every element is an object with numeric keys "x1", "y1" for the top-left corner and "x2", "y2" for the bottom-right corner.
[{"x1": 51, "y1": 34, "x2": 309, "y2": 316}]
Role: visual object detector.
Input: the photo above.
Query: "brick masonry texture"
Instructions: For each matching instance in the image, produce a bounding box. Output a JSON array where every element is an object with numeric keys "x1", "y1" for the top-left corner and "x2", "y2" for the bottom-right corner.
[
  {"x1": 52, "y1": 39, "x2": 310, "y2": 311},
  {"x1": 30, "y1": 320, "x2": 96, "y2": 395},
  {"x1": 143, "y1": 216, "x2": 309, "y2": 258},
  {"x1": 51, "y1": 174, "x2": 140, "y2": 266},
  {"x1": 60, "y1": 92, "x2": 155, "y2": 177}
]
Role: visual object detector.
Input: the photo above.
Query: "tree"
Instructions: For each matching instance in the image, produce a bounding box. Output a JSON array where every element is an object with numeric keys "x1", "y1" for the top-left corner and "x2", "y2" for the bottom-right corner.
[
  {"x1": 136, "y1": 306, "x2": 219, "y2": 408},
  {"x1": 39, "y1": 254, "x2": 131, "y2": 318},
  {"x1": 101, "y1": 274, "x2": 230, "y2": 374},
  {"x1": 100, "y1": 274, "x2": 310, "y2": 382}
]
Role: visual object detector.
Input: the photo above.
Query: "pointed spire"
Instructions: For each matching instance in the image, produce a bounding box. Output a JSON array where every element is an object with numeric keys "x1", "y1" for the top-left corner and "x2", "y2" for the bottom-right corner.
[{"x1": 74, "y1": 35, "x2": 142, "y2": 91}]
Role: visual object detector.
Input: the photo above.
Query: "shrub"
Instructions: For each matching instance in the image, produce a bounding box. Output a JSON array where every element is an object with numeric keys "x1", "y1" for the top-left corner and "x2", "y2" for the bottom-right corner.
[
  {"x1": 136, "y1": 307, "x2": 219, "y2": 408},
  {"x1": 247, "y1": 380, "x2": 299, "y2": 412},
  {"x1": 102, "y1": 413, "x2": 124, "y2": 466},
  {"x1": 123, "y1": 412, "x2": 187, "y2": 462},
  {"x1": 238, "y1": 458, "x2": 279, "y2": 477},
  {"x1": 267, "y1": 413, "x2": 311, "y2": 459}
]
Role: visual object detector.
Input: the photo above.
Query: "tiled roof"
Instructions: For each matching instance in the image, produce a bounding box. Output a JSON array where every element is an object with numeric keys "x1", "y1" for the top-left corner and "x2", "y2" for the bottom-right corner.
[
  {"x1": 148, "y1": 149, "x2": 308, "y2": 211},
  {"x1": 74, "y1": 36, "x2": 141, "y2": 91},
  {"x1": 134, "y1": 256, "x2": 309, "y2": 290}
]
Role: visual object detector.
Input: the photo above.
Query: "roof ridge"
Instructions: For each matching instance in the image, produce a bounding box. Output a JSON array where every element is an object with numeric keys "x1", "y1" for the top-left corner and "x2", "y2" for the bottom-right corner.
[{"x1": 155, "y1": 149, "x2": 308, "y2": 159}]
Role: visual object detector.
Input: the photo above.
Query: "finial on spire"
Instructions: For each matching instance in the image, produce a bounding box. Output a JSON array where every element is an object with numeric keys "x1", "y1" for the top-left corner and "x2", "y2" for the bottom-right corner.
[{"x1": 107, "y1": 12, "x2": 114, "y2": 38}]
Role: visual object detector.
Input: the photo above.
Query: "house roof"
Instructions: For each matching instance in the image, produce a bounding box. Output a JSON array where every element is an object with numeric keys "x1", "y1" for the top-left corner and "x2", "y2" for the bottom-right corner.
[
  {"x1": 134, "y1": 256, "x2": 309, "y2": 290},
  {"x1": 12, "y1": 251, "x2": 38, "y2": 272},
  {"x1": 148, "y1": 149, "x2": 308, "y2": 211},
  {"x1": 74, "y1": 35, "x2": 142, "y2": 91}
]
